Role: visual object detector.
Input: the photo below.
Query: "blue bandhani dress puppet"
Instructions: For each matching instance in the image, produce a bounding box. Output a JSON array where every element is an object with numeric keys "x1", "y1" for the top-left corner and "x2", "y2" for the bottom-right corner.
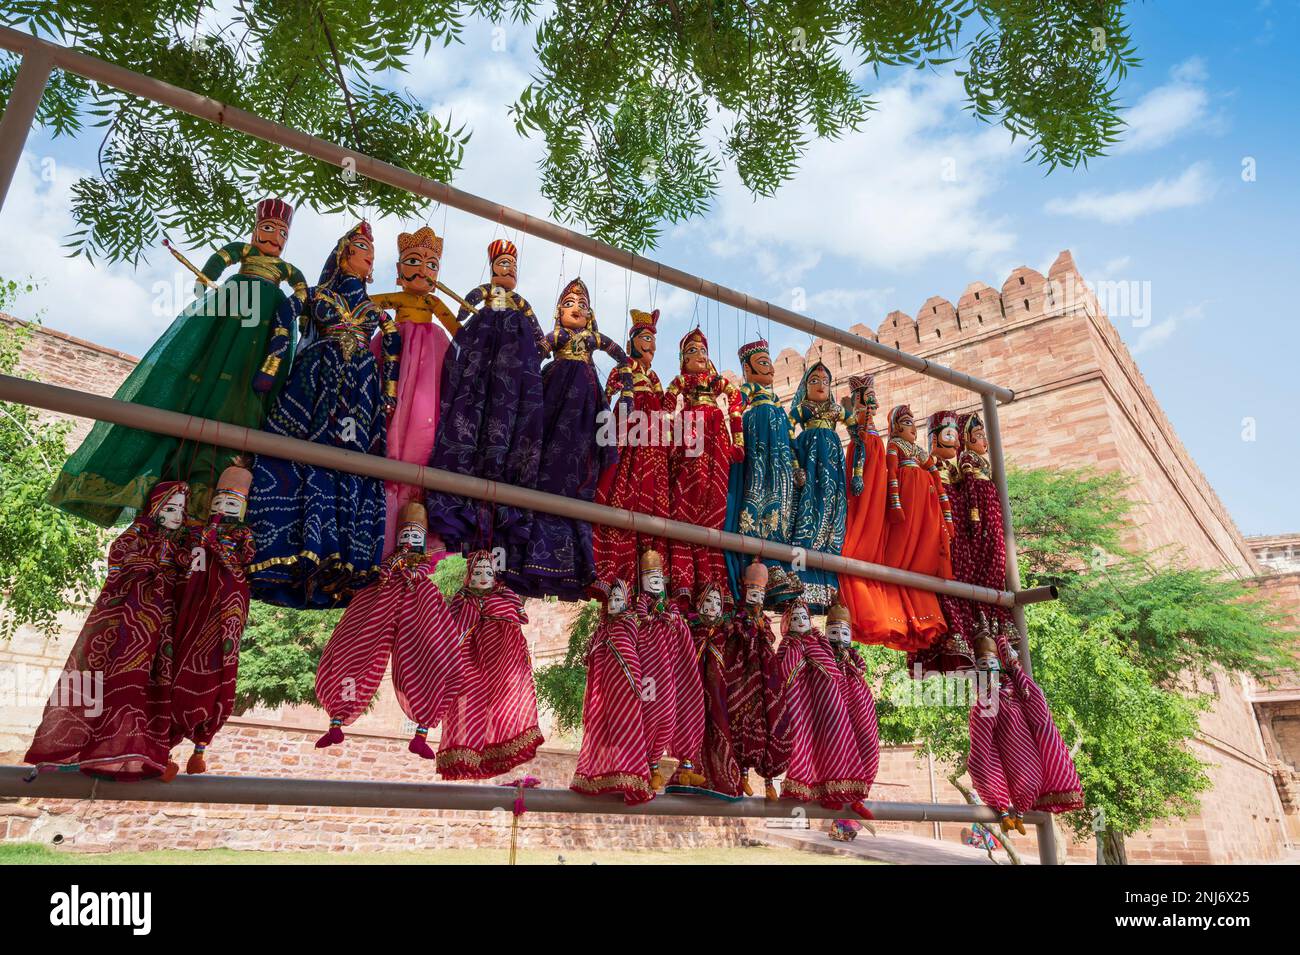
[
  {"x1": 48, "y1": 198, "x2": 307, "y2": 526},
  {"x1": 723, "y1": 339, "x2": 802, "y2": 605},
  {"x1": 515, "y1": 278, "x2": 628, "y2": 599},
  {"x1": 246, "y1": 222, "x2": 399, "y2": 607},
  {"x1": 789, "y1": 361, "x2": 850, "y2": 613},
  {"x1": 425, "y1": 239, "x2": 549, "y2": 570}
]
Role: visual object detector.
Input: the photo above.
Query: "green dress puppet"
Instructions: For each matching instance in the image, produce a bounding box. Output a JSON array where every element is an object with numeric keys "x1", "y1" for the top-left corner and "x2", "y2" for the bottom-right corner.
[{"x1": 47, "y1": 198, "x2": 308, "y2": 526}]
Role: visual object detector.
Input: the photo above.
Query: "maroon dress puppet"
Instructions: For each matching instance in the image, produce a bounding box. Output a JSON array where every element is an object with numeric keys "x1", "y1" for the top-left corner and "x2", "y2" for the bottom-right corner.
[
  {"x1": 25, "y1": 481, "x2": 190, "y2": 780},
  {"x1": 437, "y1": 551, "x2": 543, "y2": 779},
  {"x1": 672, "y1": 580, "x2": 743, "y2": 799},
  {"x1": 826, "y1": 597, "x2": 880, "y2": 790},
  {"x1": 727, "y1": 559, "x2": 791, "y2": 801},
  {"x1": 634, "y1": 548, "x2": 705, "y2": 790},
  {"x1": 314, "y1": 502, "x2": 467, "y2": 760},
  {"x1": 571, "y1": 578, "x2": 654, "y2": 805},
  {"x1": 166, "y1": 467, "x2": 256, "y2": 776},
  {"x1": 955, "y1": 412, "x2": 1014, "y2": 630}
]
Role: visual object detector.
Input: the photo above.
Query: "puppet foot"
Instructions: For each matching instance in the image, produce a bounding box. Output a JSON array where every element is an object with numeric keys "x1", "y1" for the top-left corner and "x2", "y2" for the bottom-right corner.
[
  {"x1": 161, "y1": 760, "x2": 179, "y2": 783},
  {"x1": 742, "y1": 775, "x2": 754, "y2": 797},
  {"x1": 185, "y1": 747, "x2": 207, "y2": 775},
  {"x1": 316, "y1": 723, "x2": 345, "y2": 748},
  {"x1": 676, "y1": 762, "x2": 706, "y2": 788},
  {"x1": 408, "y1": 729, "x2": 435, "y2": 760},
  {"x1": 1013, "y1": 815, "x2": 1027, "y2": 836},
  {"x1": 997, "y1": 811, "x2": 1014, "y2": 834},
  {"x1": 764, "y1": 780, "x2": 779, "y2": 802},
  {"x1": 649, "y1": 765, "x2": 666, "y2": 791}
]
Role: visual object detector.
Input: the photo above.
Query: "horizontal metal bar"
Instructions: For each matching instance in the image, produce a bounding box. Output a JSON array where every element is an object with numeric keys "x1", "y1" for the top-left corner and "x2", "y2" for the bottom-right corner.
[
  {"x1": 1015, "y1": 585, "x2": 1058, "y2": 606},
  {"x1": 0, "y1": 373, "x2": 1034, "y2": 608},
  {"x1": 0, "y1": 766, "x2": 1048, "y2": 827},
  {"x1": 0, "y1": 25, "x2": 1013, "y2": 402}
]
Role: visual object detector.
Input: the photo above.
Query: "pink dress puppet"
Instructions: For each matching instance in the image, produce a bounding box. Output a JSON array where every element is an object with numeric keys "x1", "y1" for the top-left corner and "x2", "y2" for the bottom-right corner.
[
  {"x1": 437, "y1": 551, "x2": 544, "y2": 779},
  {"x1": 727, "y1": 559, "x2": 792, "y2": 801},
  {"x1": 634, "y1": 548, "x2": 706, "y2": 791},
  {"x1": 826, "y1": 597, "x2": 880, "y2": 790},
  {"x1": 571, "y1": 578, "x2": 654, "y2": 805},
  {"x1": 165, "y1": 467, "x2": 256, "y2": 777},
  {"x1": 967, "y1": 619, "x2": 1084, "y2": 834},
  {"x1": 370, "y1": 227, "x2": 459, "y2": 559},
  {"x1": 314, "y1": 503, "x2": 467, "y2": 760},
  {"x1": 774, "y1": 596, "x2": 873, "y2": 813},
  {"x1": 25, "y1": 481, "x2": 190, "y2": 780}
]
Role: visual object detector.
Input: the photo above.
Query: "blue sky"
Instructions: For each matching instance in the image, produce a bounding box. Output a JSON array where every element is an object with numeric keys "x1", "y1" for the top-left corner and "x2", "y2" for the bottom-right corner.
[{"x1": 1, "y1": 1, "x2": 1296, "y2": 536}]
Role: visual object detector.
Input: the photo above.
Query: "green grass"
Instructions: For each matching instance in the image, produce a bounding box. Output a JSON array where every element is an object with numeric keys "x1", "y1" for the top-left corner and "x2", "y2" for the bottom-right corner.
[{"x1": 1, "y1": 842, "x2": 872, "y2": 865}]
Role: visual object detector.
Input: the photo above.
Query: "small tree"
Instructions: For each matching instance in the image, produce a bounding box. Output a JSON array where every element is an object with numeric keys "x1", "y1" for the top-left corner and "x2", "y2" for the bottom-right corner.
[{"x1": 534, "y1": 599, "x2": 600, "y2": 737}]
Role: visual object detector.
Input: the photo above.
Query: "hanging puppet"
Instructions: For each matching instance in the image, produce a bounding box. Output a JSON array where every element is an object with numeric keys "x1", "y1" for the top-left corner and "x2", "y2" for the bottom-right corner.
[
  {"x1": 837, "y1": 375, "x2": 907, "y2": 646},
  {"x1": 571, "y1": 578, "x2": 654, "y2": 805},
  {"x1": 670, "y1": 580, "x2": 743, "y2": 799},
  {"x1": 314, "y1": 503, "x2": 467, "y2": 759},
  {"x1": 634, "y1": 549, "x2": 706, "y2": 790},
  {"x1": 788, "y1": 361, "x2": 851, "y2": 613},
  {"x1": 879, "y1": 404, "x2": 953, "y2": 652},
  {"x1": 723, "y1": 339, "x2": 802, "y2": 604},
  {"x1": 246, "y1": 222, "x2": 398, "y2": 608},
  {"x1": 517, "y1": 278, "x2": 629, "y2": 598},
  {"x1": 727, "y1": 559, "x2": 791, "y2": 801},
  {"x1": 25, "y1": 481, "x2": 190, "y2": 780},
  {"x1": 774, "y1": 596, "x2": 873, "y2": 813},
  {"x1": 956, "y1": 412, "x2": 1014, "y2": 630},
  {"x1": 663, "y1": 329, "x2": 744, "y2": 602},
  {"x1": 826, "y1": 597, "x2": 880, "y2": 791},
  {"x1": 164, "y1": 466, "x2": 255, "y2": 777},
  {"x1": 369, "y1": 227, "x2": 459, "y2": 558},
  {"x1": 437, "y1": 551, "x2": 543, "y2": 779},
  {"x1": 909, "y1": 410, "x2": 974, "y2": 676},
  {"x1": 425, "y1": 239, "x2": 548, "y2": 565},
  {"x1": 592, "y1": 309, "x2": 669, "y2": 592},
  {"x1": 49, "y1": 199, "x2": 306, "y2": 526}
]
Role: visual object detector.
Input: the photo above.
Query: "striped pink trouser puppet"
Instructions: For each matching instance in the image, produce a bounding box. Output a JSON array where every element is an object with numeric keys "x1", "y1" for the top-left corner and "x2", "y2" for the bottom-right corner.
[
  {"x1": 635, "y1": 592, "x2": 704, "y2": 786},
  {"x1": 315, "y1": 550, "x2": 466, "y2": 759}
]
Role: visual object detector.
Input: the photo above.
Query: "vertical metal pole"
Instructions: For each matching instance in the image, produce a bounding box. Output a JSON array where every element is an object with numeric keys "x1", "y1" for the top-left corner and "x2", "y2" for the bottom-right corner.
[
  {"x1": 0, "y1": 49, "x2": 54, "y2": 214},
  {"x1": 1036, "y1": 818, "x2": 1060, "y2": 866},
  {"x1": 981, "y1": 392, "x2": 1032, "y2": 675}
]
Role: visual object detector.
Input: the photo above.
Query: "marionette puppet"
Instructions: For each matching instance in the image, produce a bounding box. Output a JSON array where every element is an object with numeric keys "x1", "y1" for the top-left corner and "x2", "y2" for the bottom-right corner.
[
  {"x1": 162, "y1": 466, "x2": 255, "y2": 777},
  {"x1": 723, "y1": 339, "x2": 802, "y2": 604},
  {"x1": 571, "y1": 578, "x2": 654, "y2": 805},
  {"x1": 879, "y1": 404, "x2": 953, "y2": 652},
  {"x1": 370, "y1": 227, "x2": 460, "y2": 559},
  {"x1": 826, "y1": 597, "x2": 880, "y2": 791},
  {"x1": 837, "y1": 375, "x2": 907, "y2": 646},
  {"x1": 246, "y1": 222, "x2": 398, "y2": 609},
  {"x1": 727, "y1": 559, "x2": 791, "y2": 801},
  {"x1": 667, "y1": 580, "x2": 743, "y2": 799},
  {"x1": 26, "y1": 481, "x2": 190, "y2": 780},
  {"x1": 634, "y1": 549, "x2": 706, "y2": 790},
  {"x1": 516, "y1": 278, "x2": 630, "y2": 599},
  {"x1": 437, "y1": 551, "x2": 544, "y2": 779},
  {"x1": 314, "y1": 503, "x2": 467, "y2": 760},
  {"x1": 788, "y1": 361, "x2": 851, "y2": 613},
  {"x1": 592, "y1": 308, "x2": 670, "y2": 592},
  {"x1": 425, "y1": 240, "x2": 549, "y2": 565},
  {"x1": 956, "y1": 413, "x2": 1015, "y2": 630},
  {"x1": 908, "y1": 410, "x2": 975, "y2": 676},
  {"x1": 774, "y1": 596, "x2": 873, "y2": 813},
  {"x1": 663, "y1": 329, "x2": 744, "y2": 602},
  {"x1": 49, "y1": 199, "x2": 307, "y2": 526}
]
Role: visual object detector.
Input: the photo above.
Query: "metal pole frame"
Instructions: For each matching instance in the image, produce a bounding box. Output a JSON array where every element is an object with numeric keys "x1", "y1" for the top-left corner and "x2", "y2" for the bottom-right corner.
[{"x1": 0, "y1": 31, "x2": 1059, "y2": 862}]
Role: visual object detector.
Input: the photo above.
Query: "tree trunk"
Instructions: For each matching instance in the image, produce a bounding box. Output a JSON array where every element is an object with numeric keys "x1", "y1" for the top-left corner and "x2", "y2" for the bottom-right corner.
[
  {"x1": 947, "y1": 768, "x2": 1021, "y2": 865},
  {"x1": 1098, "y1": 827, "x2": 1128, "y2": 865}
]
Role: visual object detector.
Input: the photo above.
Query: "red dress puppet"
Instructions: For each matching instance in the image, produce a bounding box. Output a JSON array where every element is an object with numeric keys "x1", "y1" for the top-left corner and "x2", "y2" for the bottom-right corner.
[
  {"x1": 880, "y1": 404, "x2": 953, "y2": 652},
  {"x1": 314, "y1": 503, "x2": 467, "y2": 760},
  {"x1": 437, "y1": 551, "x2": 543, "y2": 779},
  {"x1": 166, "y1": 467, "x2": 256, "y2": 776},
  {"x1": 25, "y1": 480, "x2": 190, "y2": 780},
  {"x1": 592, "y1": 308, "x2": 669, "y2": 593},
  {"x1": 571, "y1": 579, "x2": 654, "y2": 805},
  {"x1": 774, "y1": 596, "x2": 873, "y2": 812},
  {"x1": 955, "y1": 412, "x2": 1014, "y2": 631},
  {"x1": 826, "y1": 598, "x2": 880, "y2": 790},
  {"x1": 634, "y1": 549, "x2": 706, "y2": 790},
  {"x1": 671, "y1": 580, "x2": 743, "y2": 799},
  {"x1": 663, "y1": 328, "x2": 744, "y2": 601},
  {"x1": 837, "y1": 375, "x2": 907, "y2": 646},
  {"x1": 727, "y1": 559, "x2": 792, "y2": 801}
]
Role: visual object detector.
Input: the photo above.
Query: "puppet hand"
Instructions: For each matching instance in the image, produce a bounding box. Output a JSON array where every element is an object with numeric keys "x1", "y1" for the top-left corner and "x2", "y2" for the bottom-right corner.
[
  {"x1": 852, "y1": 475, "x2": 864, "y2": 496},
  {"x1": 251, "y1": 371, "x2": 275, "y2": 394},
  {"x1": 887, "y1": 507, "x2": 905, "y2": 525},
  {"x1": 794, "y1": 467, "x2": 807, "y2": 488},
  {"x1": 382, "y1": 395, "x2": 397, "y2": 416},
  {"x1": 730, "y1": 443, "x2": 745, "y2": 464}
]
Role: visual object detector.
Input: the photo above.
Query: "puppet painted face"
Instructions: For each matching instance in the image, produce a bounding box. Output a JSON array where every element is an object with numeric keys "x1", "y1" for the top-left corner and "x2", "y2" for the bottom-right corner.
[
  {"x1": 892, "y1": 410, "x2": 917, "y2": 443},
  {"x1": 397, "y1": 244, "x2": 440, "y2": 295},
  {"x1": 557, "y1": 286, "x2": 592, "y2": 331},
  {"x1": 966, "y1": 425, "x2": 989, "y2": 455},
  {"x1": 806, "y1": 367, "x2": 832, "y2": 402},
  {"x1": 209, "y1": 489, "x2": 247, "y2": 522},
  {"x1": 491, "y1": 254, "x2": 517, "y2": 291},
  {"x1": 252, "y1": 216, "x2": 290, "y2": 258},
  {"x1": 744, "y1": 350, "x2": 774, "y2": 386},
  {"x1": 933, "y1": 422, "x2": 959, "y2": 460},
  {"x1": 397, "y1": 521, "x2": 426, "y2": 552},
  {"x1": 342, "y1": 234, "x2": 374, "y2": 282},
  {"x1": 607, "y1": 581, "x2": 628, "y2": 617},
  {"x1": 631, "y1": 327, "x2": 657, "y2": 365},
  {"x1": 744, "y1": 581, "x2": 766, "y2": 606},
  {"x1": 788, "y1": 605, "x2": 811, "y2": 634},
  {"x1": 469, "y1": 555, "x2": 495, "y2": 591},
  {"x1": 682, "y1": 338, "x2": 709, "y2": 375},
  {"x1": 641, "y1": 566, "x2": 665, "y2": 596},
  {"x1": 827, "y1": 619, "x2": 852, "y2": 646},
  {"x1": 697, "y1": 587, "x2": 723, "y2": 622},
  {"x1": 156, "y1": 491, "x2": 187, "y2": 531}
]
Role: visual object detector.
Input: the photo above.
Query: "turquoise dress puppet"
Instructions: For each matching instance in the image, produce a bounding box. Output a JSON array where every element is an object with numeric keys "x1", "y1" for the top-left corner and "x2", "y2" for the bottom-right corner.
[
  {"x1": 246, "y1": 223, "x2": 400, "y2": 608},
  {"x1": 788, "y1": 361, "x2": 850, "y2": 613}
]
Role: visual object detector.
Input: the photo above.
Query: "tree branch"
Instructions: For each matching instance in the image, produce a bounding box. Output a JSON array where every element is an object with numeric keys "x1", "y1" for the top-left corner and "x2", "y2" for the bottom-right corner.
[{"x1": 317, "y1": 6, "x2": 362, "y2": 148}]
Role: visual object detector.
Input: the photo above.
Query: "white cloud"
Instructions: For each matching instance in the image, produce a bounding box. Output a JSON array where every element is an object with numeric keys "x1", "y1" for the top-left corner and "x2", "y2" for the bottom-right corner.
[
  {"x1": 1114, "y1": 57, "x2": 1212, "y2": 155},
  {"x1": 1132, "y1": 302, "x2": 1206, "y2": 356},
  {"x1": 1045, "y1": 162, "x2": 1215, "y2": 224}
]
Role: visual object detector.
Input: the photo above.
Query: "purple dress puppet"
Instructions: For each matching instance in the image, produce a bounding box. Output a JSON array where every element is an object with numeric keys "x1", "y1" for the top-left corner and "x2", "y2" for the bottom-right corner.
[{"x1": 511, "y1": 278, "x2": 628, "y2": 599}]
